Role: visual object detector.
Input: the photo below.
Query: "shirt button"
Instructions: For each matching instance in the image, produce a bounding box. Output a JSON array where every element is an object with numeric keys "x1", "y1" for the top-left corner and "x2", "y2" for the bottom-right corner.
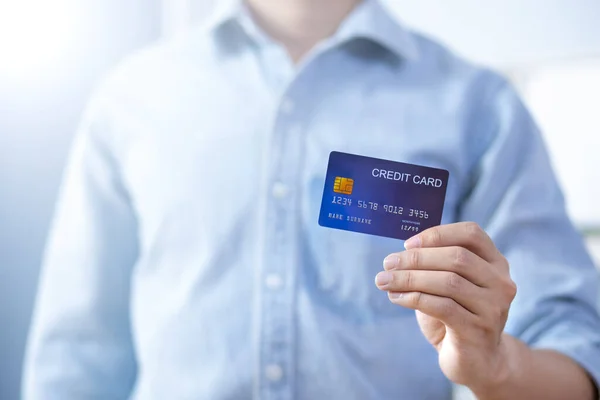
[
  {"x1": 280, "y1": 97, "x2": 295, "y2": 114},
  {"x1": 265, "y1": 364, "x2": 284, "y2": 382},
  {"x1": 271, "y1": 182, "x2": 289, "y2": 199},
  {"x1": 265, "y1": 274, "x2": 283, "y2": 289}
]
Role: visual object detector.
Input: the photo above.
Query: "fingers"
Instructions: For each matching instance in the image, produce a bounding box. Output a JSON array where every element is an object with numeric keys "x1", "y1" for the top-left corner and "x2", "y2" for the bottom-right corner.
[
  {"x1": 387, "y1": 291, "x2": 475, "y2": 329},
  {"x1": 376, "y1": 269, "x2": 484, "y2": 315},
  {"x1": 404, "y1": 222, "x2": 503, "y2": 263},
  {"x1": 383, "y1": 246, "x2": 494, "y2": 288}
]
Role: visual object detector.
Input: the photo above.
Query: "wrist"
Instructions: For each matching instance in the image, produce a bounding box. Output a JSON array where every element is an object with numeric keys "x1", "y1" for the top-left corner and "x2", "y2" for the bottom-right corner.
[{"x1": 469, "y1": 334, "x2": 529, "y2": 400}]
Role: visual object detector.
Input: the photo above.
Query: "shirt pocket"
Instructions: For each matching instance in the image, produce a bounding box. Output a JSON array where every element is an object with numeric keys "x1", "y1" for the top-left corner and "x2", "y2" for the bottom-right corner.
[{"x1": 301, "y1": 174, "x2": 414, "y2": 321}]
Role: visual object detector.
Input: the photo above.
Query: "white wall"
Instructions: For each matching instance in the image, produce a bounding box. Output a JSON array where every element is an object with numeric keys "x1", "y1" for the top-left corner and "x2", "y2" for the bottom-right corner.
[
  {"x1": 385, "y1": 0, "x2": 600, "y2": 67},
  {"x1": 163, "y1": 0, "x2": 216, "y2": 36}
]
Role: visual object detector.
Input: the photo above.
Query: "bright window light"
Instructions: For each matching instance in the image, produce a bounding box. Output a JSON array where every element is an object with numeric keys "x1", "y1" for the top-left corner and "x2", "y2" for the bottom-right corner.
[
  {"x1": 521, "y1": 60, "x2": 600, "y2": 228},
  {"x1": 0, "y1": 0, "x2": 74, "y2": 82}
]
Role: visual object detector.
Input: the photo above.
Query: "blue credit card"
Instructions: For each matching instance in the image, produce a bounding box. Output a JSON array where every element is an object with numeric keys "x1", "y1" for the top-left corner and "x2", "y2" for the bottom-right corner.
[{"x1": 318, "y1": 151, "x2": 449, "y2": 240}]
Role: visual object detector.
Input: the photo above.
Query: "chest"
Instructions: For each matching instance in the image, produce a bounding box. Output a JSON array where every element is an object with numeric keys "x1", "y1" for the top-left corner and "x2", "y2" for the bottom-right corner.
[{"x1": 118, "y1": 63, "x2": 470, "y2": 257}]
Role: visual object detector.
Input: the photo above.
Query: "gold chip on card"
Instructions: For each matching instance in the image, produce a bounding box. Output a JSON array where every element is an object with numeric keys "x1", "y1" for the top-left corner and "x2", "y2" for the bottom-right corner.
[{"x1": 333, "y1": 177, "x2": 354, "y2": 195}]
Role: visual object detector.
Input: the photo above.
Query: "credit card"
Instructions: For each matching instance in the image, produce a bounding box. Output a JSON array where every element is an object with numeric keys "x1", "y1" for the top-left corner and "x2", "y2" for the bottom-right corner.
[{"x1": 318, "y1": 151, "x2": 449, "y2": 240}]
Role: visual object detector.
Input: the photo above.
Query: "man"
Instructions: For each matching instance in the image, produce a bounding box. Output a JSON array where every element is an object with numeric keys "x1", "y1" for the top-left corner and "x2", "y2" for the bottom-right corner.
[{"x1": 23, "y1": 0, "x2": 600, "y2": 398}]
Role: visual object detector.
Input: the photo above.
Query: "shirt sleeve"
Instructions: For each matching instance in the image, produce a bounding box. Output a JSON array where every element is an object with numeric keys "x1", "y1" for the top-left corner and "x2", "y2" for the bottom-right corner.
[
  {"x1": 459, "y1": 76, "x2": 600, "y2": 389},
  {"x1": 22, "y1": 91, "x2": 139, "y2": 399}
]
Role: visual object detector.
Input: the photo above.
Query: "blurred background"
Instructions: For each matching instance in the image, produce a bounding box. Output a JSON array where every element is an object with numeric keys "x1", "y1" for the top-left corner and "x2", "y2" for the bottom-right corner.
[{"x1": 1, "y1": 0, "x2": 599, "y2": 398}]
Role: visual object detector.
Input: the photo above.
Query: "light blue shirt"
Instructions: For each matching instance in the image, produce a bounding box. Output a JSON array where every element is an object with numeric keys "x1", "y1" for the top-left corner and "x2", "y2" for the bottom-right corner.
[{"x1": 24, "y1": 0, "x2": 600, "y2": 399}]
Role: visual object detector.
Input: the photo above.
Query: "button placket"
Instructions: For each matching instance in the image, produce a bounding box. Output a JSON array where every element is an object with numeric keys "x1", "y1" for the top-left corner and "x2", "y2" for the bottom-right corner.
[{"x1": 258, "y1": 90, "x2": 303, "y2": 400}]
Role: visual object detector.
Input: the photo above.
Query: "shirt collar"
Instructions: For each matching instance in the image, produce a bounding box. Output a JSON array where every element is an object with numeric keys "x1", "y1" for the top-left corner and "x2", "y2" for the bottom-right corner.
[
  {"x1": 204, "y1": 0, "x2": 243, "y2": 33},
  {"x1": 205, "y1": 0, "x2": 419, "y2": 61},
  {"x1": 334, "y1": 0, "x2": 419, "y2": 61}
]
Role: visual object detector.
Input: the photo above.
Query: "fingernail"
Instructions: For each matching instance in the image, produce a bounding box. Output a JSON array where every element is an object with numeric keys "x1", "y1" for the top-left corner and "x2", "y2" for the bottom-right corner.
[
  {"x1": 383, "y1": 255, "x2": 399, "y2": 270},
  {"x1": 404, "y1": 235, "x2": 421, "y2": 250},
  {"x1": 375, "y1": 271, "x2": 393, "y2": 287},
  {"x1": 389, "y1": 292, "x2": 403, "y2": 299}
]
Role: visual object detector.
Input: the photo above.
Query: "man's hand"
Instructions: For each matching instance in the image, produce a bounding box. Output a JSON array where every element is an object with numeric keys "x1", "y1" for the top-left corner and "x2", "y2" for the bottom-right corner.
[{"x1": 375, "y1": 222, "x2": 518, "y2": 392}]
